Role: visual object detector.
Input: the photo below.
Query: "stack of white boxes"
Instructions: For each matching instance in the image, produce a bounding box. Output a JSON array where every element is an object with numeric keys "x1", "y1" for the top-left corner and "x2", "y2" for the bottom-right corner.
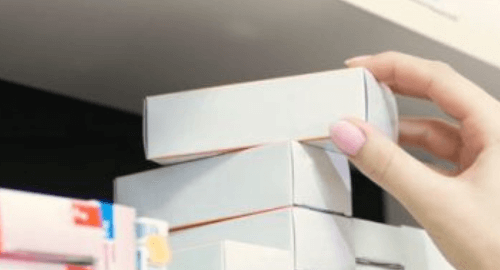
[
  {"x1": 115, "y1": 68, "x2": 455, "y2": 269},
  {"x1": 0, "y1": 188, "x2": 136, "y2": 270}
]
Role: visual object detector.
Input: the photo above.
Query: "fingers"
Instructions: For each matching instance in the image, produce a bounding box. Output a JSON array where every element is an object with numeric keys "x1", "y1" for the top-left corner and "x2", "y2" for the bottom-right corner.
[
  {"x1": 399, "y1": 118, "x2": 462, "y2": 163},
  {"x1": 345, "y1": 52, "x2": 496, "y2": 122},
  {"x1": 330, "y1": 118, "x2": 449, "y2": 209}
]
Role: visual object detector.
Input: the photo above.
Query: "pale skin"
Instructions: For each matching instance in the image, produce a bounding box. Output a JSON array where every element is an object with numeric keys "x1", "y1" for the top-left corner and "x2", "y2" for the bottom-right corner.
[{"x1": 335, "y1": 52, "x2": 500, "y2": 269}]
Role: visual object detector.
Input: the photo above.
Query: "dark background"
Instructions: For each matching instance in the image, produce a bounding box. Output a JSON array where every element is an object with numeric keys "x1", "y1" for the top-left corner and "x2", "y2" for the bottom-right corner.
[{"x1": 0, "y1": 78, "x2": 384, "y2": 221}]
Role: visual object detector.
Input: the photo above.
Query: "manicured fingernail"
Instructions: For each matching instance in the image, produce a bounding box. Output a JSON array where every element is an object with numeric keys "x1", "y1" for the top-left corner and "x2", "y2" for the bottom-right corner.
[
  {"x1": 330, "y1": 121, "x2": 366, "y2": 156},
  {"x1": 344, "y1": 55, "x2": 372, "y2": 66}
]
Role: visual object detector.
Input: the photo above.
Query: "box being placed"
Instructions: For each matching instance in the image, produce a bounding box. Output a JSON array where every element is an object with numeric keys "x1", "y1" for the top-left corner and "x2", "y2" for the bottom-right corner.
[
  {"x1": 0, "y1": 189, "x2": 136, "y2": 270},
  {"x1": 115, "y1": 141, "x2": 351, "y2": 229},
  {"x1": 144, "y1": 67, "x2": 398, "y2": 164},
  {"x1": 169, "y1": 240, "x2": 292, "y2": 270},
  {"x1": 168, "y1": 207, "x2": 354, "y2": 270}
]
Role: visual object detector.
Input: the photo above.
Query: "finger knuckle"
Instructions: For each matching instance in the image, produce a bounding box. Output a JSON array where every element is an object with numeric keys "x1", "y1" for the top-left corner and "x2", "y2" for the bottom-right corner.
[{"x1": 366, "y1": 144, "x2": 399, "y2": 183}]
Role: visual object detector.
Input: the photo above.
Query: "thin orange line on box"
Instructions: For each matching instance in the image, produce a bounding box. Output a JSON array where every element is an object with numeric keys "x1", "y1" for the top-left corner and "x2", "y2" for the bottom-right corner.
[
  {"x1": 151, "y1": 136, "x2": 331, "y2": 162},
  {"x1": 170, "y1": 205, "x2": 291, "y2": 232}
]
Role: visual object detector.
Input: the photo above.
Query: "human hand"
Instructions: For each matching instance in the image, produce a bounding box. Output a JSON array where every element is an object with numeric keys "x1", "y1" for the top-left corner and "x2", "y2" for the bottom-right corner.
[{"x1": 329, "y1": 52, "x2": 500, "y2": 270}]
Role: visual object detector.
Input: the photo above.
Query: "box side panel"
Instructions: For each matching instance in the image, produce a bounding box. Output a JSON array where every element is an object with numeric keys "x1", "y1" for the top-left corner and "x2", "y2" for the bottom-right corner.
[
  {"x1": 352, "y1": 218, "x2": 404, "y2": 265},
  {"x1": 286, "y1": 68, "x2": 365, "y2": 140},
  {"x1": 412, "y1": 227, "x2": 456, "y2": 270},
  {"x1": 170, "y1": 209, "x2": 294, "y2": 253},
  {"x1": 113, "y1": 205, "x2": 136, "y2": 270},
  {"x1": 225, "y1": 241, "x2": 293, "y2": 270},
  {"x1": 292, "y1": 143, "x2": 352, "y2": 216},
  {"x1": 169, "y1": 242, "x2": 224, "y2": 270},
  {"x1": 293, "y1": 207, "x2": 354, "y2": 270},
  {"x1": 399, "y1": 226, "x2": 429, "y2": 270},
  {"x1": 363, "y1": 69, "x2": 399, "y2": 142},
  {"x1": 146, "y1": 68, "x2": 365, "y2": 161},
  {"x1": 116, "y1": 143, "x2": 293, "y2": 228}
]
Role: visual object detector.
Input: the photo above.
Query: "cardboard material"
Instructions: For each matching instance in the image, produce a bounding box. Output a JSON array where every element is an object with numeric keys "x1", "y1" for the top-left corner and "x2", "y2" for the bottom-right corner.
[
  {"x1": 115, "y1": 141, "x2": 351, "y2": 229},
  {"x1": 143, "y1": 67, "x2": 398, "y2": 164},
  {"x1": 169, "y1": 241, "x2": 292, "y2": 270},
  {"x1": 169, "y1": 207, "x2": 354, "y2": 270}
]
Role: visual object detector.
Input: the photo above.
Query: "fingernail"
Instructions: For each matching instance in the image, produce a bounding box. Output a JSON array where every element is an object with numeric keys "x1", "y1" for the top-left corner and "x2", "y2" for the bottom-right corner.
[
  {"x1": 344, "y1": 55, "x2": 372, "y2": 66},
  {"x1": 330, "y1": 121, "x2": 366, "y2": 156}
]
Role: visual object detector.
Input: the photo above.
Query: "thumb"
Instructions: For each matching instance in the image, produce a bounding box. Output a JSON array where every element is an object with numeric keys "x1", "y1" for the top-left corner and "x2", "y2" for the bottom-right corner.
[{"x1": 329, "y1": 119, "x2": 446, "y2": 209}]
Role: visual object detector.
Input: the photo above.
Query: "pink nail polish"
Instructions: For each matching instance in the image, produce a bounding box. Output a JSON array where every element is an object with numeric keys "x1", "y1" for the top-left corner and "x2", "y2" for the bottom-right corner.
[{"x1": 330, "y1": 121, "x2": 366, "y2": 156}]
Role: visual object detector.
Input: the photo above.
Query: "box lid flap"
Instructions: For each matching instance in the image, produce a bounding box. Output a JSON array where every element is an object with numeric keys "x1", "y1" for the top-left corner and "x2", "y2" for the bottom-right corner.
[
  {"x1": 352, "y1": 218, "x2": 405, "y2": 265},
  {"x1": 291, "y1": 143, "x2": 352, "y2": 216},
  {"x1": 293, "y1": 208, "x2": 354, "y2": 270},
  {"x1": 363, "y1": 69, "x2": 399, "y2": 142}
]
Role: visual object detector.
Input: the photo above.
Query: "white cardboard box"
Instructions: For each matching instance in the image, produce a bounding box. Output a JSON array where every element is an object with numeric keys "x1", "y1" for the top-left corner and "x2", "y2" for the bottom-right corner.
[
  {"x1": 144, "y1": 67, "x2": 398, "y2": 164},
  {"x1": 169, "y1": 240, "x2": 292, "y2": 270},
  {"x1": 115, "y1": 141, "x2": 351, "y2": 229},
  {"x1": 169, "y1": 207, "x2": 354, "y2": 270}
]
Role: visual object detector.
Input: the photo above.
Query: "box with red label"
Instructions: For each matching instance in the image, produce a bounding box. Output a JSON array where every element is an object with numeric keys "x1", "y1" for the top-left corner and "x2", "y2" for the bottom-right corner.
[{"x1": 0, "y1": 189, "x2": 136, "y2": 270}]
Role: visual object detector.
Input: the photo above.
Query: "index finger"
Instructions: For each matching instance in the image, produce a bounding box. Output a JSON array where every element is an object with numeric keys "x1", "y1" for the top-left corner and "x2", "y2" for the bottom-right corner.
[{"x1": 345, "y1": 52, "x2": 495, "y2": 121}]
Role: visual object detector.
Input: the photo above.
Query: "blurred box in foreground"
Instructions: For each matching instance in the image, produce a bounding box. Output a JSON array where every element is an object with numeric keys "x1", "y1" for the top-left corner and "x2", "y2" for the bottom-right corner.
[{"x1": 0, "y1": 189, "x2": 136, "y2": 270}]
